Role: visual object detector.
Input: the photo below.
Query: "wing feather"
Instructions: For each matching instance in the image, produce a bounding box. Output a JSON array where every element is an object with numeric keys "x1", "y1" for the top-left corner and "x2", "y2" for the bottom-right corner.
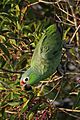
[{"x1": 31, "y1": 24, "x2": 62, "y2": 76}]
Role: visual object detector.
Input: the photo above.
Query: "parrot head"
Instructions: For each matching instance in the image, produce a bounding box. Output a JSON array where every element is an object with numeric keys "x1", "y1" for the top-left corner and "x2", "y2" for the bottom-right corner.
[{"x1": 20, "y1": 67, "x2": 41, "y2": 90}]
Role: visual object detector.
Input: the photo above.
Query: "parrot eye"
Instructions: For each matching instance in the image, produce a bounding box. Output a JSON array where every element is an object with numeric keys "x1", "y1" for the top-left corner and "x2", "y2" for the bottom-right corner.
[{"x1": 25, "y1": 77, "x2": 29, "y2": 82}]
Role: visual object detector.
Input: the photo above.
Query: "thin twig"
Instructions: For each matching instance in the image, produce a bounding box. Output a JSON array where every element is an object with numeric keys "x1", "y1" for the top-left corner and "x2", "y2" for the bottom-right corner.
[
  {"x1": 68, "y1": 2, "x2": 80, "y2": 46},
  {"x1": 59, "y1": 108, "x2": 80, "y2": 113},
  {"x1": 0, "y1": 80, "x2": 11, "y2": 89},
  {"x1": 43, "y1": 81, "x2": 60, "y2": 97},
  {"x1": 5, "y1": 110, "x2": 17, "y2": 114},
  {"x1": 52, "y1": 86, "x2": 61, "y2": 102},
  {"x1": 69, "y1": 25, "x2": 80, "y2": 44},
  {"x1": 40, "y1": 76, "x2": 63, "y2": 84},
  {"x1": 56, "y1": 2, "x2": 80, "y2": 21},
  {"x1": 55, "y1": 14, "x2": 62, "y2": 22},
  {"x1": 28, "y1": 1, "x2": 39, "y2": 7},
  {"x1": 56, "y1": 20, "x2": 74, "y2": 26},
  {"x1": 60, "y1": 15, "x2": 74, "y2": 25},
  {"x1": 59, "y1": 108, "x2": 80, "y2": 119},
  {"x1": 0, "y1": 68, "x2": 24, "y2": 74},
  {"x1": 42, "y1": 76, "x2": 63, "y2": 97},
  {"x1": 65, "y1": 72, "x2": 80, "y2": 75},
  {"x1": 28, "y1": 0, "x2": 80, "y2": 21}
]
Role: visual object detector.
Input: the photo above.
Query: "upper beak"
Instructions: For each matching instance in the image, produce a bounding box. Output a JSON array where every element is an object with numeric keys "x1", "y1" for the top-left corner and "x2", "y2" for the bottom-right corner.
[
  {"x1": 20, "y1": 80, "x2": 26, "y2": 90},
  {"x1": 20, "y1": 80, "x2": 26, "y2": 86}
]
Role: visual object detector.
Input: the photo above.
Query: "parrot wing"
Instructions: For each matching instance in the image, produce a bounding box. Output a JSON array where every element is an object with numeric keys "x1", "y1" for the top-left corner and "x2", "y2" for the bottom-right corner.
[{"x1": 31, "y1": 24, "x2": 62, "y2": 76}]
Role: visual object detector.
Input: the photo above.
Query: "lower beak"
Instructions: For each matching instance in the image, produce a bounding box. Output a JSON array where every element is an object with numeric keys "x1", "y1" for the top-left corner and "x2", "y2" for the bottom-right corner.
[{"x1": 24, "y1": 84, "x2": 32, "y2": 91}]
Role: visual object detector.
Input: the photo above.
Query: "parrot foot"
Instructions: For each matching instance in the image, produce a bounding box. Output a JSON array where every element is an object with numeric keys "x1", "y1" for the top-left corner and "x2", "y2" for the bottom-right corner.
[{"x1": 57, "y1": 64, "x2": 65, "y2": 76}]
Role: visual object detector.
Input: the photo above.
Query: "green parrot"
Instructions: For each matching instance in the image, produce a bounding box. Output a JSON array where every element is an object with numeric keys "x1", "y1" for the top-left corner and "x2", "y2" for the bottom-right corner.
[{"x1": 20, "y1": 24, "x2": 62, "y2": 89}]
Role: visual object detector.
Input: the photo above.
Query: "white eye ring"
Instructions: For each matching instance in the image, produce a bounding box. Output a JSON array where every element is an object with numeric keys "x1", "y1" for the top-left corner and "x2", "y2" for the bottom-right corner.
[{"x1": 24, "y1": 77, "x2": 29, "y2": 82}]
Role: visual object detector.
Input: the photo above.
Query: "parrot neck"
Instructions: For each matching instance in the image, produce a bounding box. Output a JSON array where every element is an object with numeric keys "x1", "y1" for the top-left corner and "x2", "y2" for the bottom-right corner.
[{"x1": 26, "y1": 67, "x2": 42, "y2": 85}]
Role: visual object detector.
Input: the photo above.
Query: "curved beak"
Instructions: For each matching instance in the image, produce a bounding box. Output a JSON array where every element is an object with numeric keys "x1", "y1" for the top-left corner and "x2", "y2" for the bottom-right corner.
[
  {"x1": 20, "y1": 79, "x2": 26, "y2": 90},
  {"x1": 20, "y1": 80, "x2": 32, "y2": 91},
  {"x1": 20, "y1": 79, "x2": 26, "y2": 86}
]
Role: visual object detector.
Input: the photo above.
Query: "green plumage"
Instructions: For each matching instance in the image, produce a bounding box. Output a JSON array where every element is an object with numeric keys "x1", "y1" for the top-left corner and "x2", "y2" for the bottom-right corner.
[{"x1": 21, "y1": 24, "x2": 62, "y2": 86}]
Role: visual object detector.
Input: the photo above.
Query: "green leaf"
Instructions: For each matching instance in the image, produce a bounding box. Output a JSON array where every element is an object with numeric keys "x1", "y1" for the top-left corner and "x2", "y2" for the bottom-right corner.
[
  {"x1": 0, "y1": 12, "x2": 11, "y2": 23},
  {"x1": 8, "y1": 101, "x2": 20, "y2": 107},
  {"x1": 21, "y1": 100, "x2": 29, "y2": 113},
  {"x1": 43, "y1": 85, "x2": 57, "y2": 99},
  {"x1": 15, "y1": 53, "x2": 28, "y2": 70},
  {"x1": 26, "y1": 103, "x2": 40, "y2": 118},
  {"x1": 0, "y1": 56, "x2": 6, "y2": 68},
  {"x1": 16, "y1": 21, "x2": 21, "y2": 30},
  {"x1": 0, "y1": 83, "x2": 6, "y2": 90},
  {"x1": 5, "y1": 41, "x2": 13, "y2": 48},
  {"x1": 73, "y1": 92, "x2": 80, "y2": 109},
  {"x1": 63, "y1": 27, "x2": 71, "y2": 40},
  {"x1": 9, "y1": 39, "x2": 17, "y2": 46},
  {"x1": 28, "y1": 112, "x2": 34, "y2": 120},
  {"x1": 0, "y1": 43, "x2": 10, "y2": 58},
  {"x1": 0, "y1": 35, "x2": 6, "y2": 41},
  {"x1": 9, "y1": 115, "x2": 16, "y2": 120}
]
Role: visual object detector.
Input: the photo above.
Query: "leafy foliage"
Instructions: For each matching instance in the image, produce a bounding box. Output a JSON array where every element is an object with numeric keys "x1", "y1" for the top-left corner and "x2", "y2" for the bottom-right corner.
[{"x1": 0, "y1": 0, "x2": 80, "y2": 120}]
